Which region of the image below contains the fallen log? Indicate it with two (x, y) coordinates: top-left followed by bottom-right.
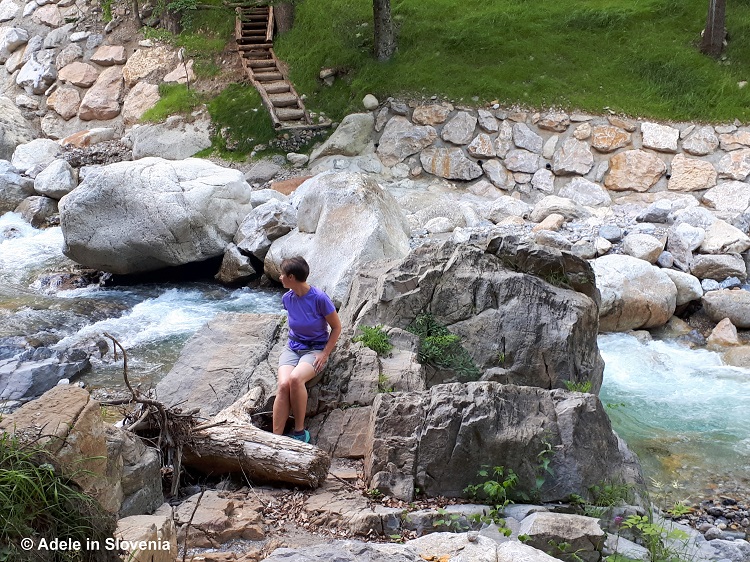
(183, 422), (330, 488)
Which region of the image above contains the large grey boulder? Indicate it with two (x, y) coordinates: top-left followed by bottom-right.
(130, 114), (212, 160)
(265, 171), (411, 306)
(0, 347), (89, 401)
(518, 512), (605, 562)
(364, 383), (644, 502)
(592, 254), (677, 331)
(0, 96), (38, 160)
(310, 113), (374, 162)
(702, 289), (750, 328)
(340, 238), (603, 392)
(155, 313), (285, 416)
(59, 158), (254, 274)
(0, 160), (34, 213)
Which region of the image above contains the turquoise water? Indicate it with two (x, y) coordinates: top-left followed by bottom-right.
(599, 333), (750, 500)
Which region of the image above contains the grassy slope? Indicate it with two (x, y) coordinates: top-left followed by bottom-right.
(274, 0), (750, 122)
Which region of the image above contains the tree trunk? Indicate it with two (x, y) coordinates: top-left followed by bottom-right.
(373, 0), (395, 61)
(275, 2), (295, 34)
(181, 399), (331, 488)
(700, 0), (726, 57)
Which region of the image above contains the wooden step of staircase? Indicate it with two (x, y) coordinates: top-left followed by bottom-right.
(232, 2), (324, 130)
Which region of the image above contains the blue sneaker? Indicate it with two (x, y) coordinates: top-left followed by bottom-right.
(289, 429), (310, 443)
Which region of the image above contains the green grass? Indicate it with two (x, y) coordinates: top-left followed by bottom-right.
(0, 432), (115, 562)
(274, 0), (750, 122)
(140, 83), (203, 122)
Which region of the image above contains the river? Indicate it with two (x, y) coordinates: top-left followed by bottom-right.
(2, 212), (749, 501)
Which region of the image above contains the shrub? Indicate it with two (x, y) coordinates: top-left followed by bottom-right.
(407, 313), (480, 381)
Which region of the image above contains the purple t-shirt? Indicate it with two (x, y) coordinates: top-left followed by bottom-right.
(282, 286), (336, 351)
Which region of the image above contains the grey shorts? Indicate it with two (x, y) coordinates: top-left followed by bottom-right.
(279, 344), (324, 387)
(279, 344), (321, 368)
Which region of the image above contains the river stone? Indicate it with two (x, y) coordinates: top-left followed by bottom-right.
(641, 122), (679, 153)
(722, 345), (750, 368)
(477, 108), (498, 133)
(706, 317), (740, 348)
(0, 0), (20, 21)
(0, 26), (28, 63)
(558, 177), (611, 207)
(310, 112), (374, 161)
(542, 135), (558, 160)
(605, 150), (666, 192)
(121, 81), (160, 124)
(483, 159), (514, 190)
(43, 22), (75, 49)
(717, 148), (750, 180)
(530, 195), (586, 223)
(718, 130), (750, 151)
(34, 4), (63, 26)
(573, 122), (591, 140)
(58, 61), (99, 87)
(636, 199), (672, 223)
(47, 86), (81, 120)
(365, 383), (641, 503)
(493, 120), (513, 158)
(682, 125), (719, 156)
(16, 51), (57, 94)
(467, 133), (496, 158)
(672, 206), (716, 230)
(78, 65), (123, 120)
(0, 97), (38, 161)
(342, 239), (603, 391)
(122, 45), (176, 86)
(662, 269), (703, 306)
(622, 233), (664, 264)
(215, 243), (256, 284)
(486, 195), (532, 222)
(497, 542), (560, 562)
(235, 198), (296, 262)
(532, 213), (565, 232)
(520, 512), (604, 562)
(55, 43), (82, 69)
(263, 541), (420, 562)
(34, 158), (78, 199)
(15, 195), (58, 226)
(690, 254), (747, 281)
(535, 110), (569, 133)
(592, 254), (677, 331)
(529, 168), (553, 194)
(700, 220), (750, 254)
(0, 385), (122, 513)
(0, 160), (34, 212)
(591, 125), (631, 153)
(702, 181), (750, 213)
(412, 103), (452, 125)
(130, 114), (212, 160)
(702, 290), (750, 328)
(513, 122), (543, 153)
(667, 154), (717, 192)
(59, 157), (253, 273)
(420, 147), (482, 180)
(376, 116), (437, 167)
(551, 138), (593, 175)
(266, 171), (411, 306)
(11, 138), (62, 176)
(406, 533), (499, 562)
(441, 111), (477, 145)
(156, 313), (285, 415)
(504, 148), (540, 173)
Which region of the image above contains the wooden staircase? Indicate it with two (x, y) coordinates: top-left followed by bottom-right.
(233, 3), (319, 130)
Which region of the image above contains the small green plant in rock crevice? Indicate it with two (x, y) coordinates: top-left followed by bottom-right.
(353, 325), (393, 356)
(564, 380), (593, 393)
(407, 313), (480, 381)
(464, 465), (519, 508)
(433, 508), (468, 532)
